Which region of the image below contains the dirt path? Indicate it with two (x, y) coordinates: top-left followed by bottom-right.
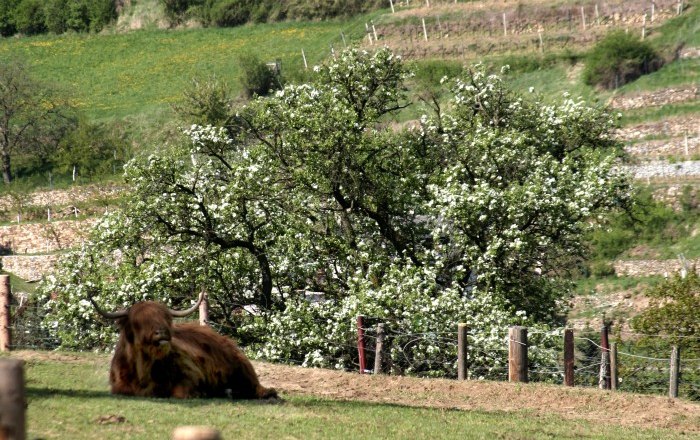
(253, 362), (700, 434)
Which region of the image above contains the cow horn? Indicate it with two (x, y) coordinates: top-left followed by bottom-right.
(90, 297), (129, 320)
(169, 291), (205, 318)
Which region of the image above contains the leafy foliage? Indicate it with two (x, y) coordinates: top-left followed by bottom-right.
(172, 76), (234, 126)
(587, 187), (700, 266)
(41, 49), (632, 375)
(53, 120), (131, 178)
(237, 53), (282, 98)
(583, 31), (663, 89)
(0, 60), (77, 184)
(631, 271), (700, 349)
(2, 0), (116, 36)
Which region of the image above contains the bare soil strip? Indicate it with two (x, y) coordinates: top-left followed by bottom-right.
(254, 361), (700, 433)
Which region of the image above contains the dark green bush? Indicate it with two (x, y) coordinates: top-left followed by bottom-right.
(583, 31), (663, 89)
(238, 52), (281, 98)
(210, 0), (251, 27)
(3, 0), (115, 36)
(44, 0), (69, 34)
(13, 0), (46, 35)
(0, 0), (19, 36)
(54, 120), (130, 178)
(587, 188), (699, 265)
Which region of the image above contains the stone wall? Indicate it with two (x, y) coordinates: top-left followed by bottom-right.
(616, 115), (700, 142)
(0, 219), (96, 255)
(613, 258), (700, 277)
(625, 135), (700, 159)
(1, 255), (60, 282)
(608, 86), (698, 111)
(0, 184), (123, 211)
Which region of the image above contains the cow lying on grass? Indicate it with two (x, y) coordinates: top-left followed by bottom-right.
(91, 293), (277, 400)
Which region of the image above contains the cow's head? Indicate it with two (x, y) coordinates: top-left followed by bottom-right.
(91, 293), (204, 359)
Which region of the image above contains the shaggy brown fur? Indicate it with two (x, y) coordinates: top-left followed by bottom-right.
(108, 301), (277, 399)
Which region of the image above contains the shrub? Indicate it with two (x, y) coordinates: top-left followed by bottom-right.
(44, 0), (69, 34)
(53, 120), (130, 179)
(209, 0), (256, 27)
(237, 52), (281, 98)
(0, 0), (19, 36)
(242, 261), (562, 378)
(13, 0), (47, 35)
(583, 31), (662, 89)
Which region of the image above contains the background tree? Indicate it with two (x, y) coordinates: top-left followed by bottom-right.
(53, 119), (130, 179)
(631, 271), (700, 351)
(42, 49), (632, 375)
(0, 60), (77, 184)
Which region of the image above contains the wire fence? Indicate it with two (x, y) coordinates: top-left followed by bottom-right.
(4, 293), (700, 401)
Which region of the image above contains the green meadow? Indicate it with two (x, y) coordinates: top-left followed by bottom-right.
(0, 14), (379, 122)
(7, 352), (696, 440)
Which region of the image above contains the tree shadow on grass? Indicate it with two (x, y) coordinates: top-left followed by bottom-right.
(26, 386), (284, 407)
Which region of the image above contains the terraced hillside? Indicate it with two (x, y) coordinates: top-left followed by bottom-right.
(1, 0), (699, 341)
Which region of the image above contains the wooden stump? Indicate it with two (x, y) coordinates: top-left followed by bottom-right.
(0, 358), (25, 440)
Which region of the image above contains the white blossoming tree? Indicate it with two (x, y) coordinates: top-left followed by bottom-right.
(41, 49), (631, 376)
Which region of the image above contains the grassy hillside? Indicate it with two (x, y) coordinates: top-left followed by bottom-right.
(1, 0), (699, 338)
(0, 20), (370, 121)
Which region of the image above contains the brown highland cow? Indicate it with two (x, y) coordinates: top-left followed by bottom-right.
(91, 293), (277, 400)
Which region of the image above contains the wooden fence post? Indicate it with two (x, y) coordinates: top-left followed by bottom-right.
(508, 326), (528, 383)
(356, 315), (366, 374)
(0, 358), (26, 440)
(198, 291), (209, 327)
(457, 323), (468, 380)
(564, 328), (574, 386)
(0, 275), (10, 352)
(610, 342), (618, 391)
(374, 323), (385, 374)
(599, 324), (611, 389)
(669, 346), (680, 398)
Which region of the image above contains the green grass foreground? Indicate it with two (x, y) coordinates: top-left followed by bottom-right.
(4, 351), (696, 440)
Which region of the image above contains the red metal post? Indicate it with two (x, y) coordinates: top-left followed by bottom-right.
(600, 323), (611, 389)
(356, 315), (366, 374)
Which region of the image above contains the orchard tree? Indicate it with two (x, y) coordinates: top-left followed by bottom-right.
(0, 60), (76, 184)
(42, 49), (632, 374)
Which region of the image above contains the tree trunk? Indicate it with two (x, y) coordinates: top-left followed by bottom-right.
(1, 150), (11, 184)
